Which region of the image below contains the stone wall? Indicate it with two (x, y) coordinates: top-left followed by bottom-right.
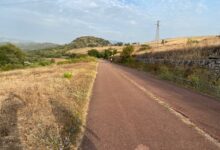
(136, 57), (220, 74)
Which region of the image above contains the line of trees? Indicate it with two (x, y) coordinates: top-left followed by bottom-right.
(88, 48), (117, 59)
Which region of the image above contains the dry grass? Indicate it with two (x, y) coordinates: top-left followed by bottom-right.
(0, 62), (98, 149)
(68, 46), (125, 54)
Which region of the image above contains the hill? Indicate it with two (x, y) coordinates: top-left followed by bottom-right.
(66, 36), (111, 49)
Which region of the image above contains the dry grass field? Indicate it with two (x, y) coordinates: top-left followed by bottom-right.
(68, 46), (125, 54)
(68, 35), (220, 55)
(0, 61), (98, 149)
(137, 35), (220, 54)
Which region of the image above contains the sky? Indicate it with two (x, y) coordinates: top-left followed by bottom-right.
(0, 0), (219, 44)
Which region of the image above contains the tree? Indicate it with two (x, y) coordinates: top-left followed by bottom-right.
(88, 49), (100, 58)
(0, 44), (26, 65)
(113, 49), (117, 56)
(114, 42), (123, 46)
(103, 49), (113, 59)
(120, 45), (134, 62)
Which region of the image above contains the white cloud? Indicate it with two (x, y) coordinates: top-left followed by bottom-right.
(129, 20), (137, 25)
(0, 0), (217, 43)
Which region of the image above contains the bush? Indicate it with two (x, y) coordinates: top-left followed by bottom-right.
(113, 49), (117, 56)
(114, 42), (123, 46)
(102, 49), (113, 59)
(39, 60), (53, 66)
(187, 38), (199, 45)
(63, 72), (73, 79)
(161, 40), (168, 45)
(120, 45), (134, 62)
(138, 44), (151, 52)
(88, 49), (100, 58)
(0, 44), (26, 65)
(158, 66), (174, 80)
(28, 46), (66, 58)
(87, 48), (117, 59)
(188, 74), (200, 88)
(0, 64), (24, 71)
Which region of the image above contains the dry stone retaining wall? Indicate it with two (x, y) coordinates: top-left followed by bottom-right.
(137, 57), (220, 74)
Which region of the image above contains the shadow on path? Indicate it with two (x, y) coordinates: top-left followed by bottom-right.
(80, 126), (100, 150)
(0, 93), (24, 150)
(50, 100), (82, 150)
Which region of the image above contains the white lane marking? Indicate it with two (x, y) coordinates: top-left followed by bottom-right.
(135, 144), (150, 150)
(120, 72), (220, 149)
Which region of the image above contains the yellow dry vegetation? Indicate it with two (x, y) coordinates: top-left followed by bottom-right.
(68, 45), (125, 54)
(0, 62), (98, 149)
(137, 35), (220, 54)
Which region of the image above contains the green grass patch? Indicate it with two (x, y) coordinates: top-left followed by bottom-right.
(63, 72), (73, 79)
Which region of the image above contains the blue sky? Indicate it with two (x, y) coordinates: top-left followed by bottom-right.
(0, 0), (219, 44)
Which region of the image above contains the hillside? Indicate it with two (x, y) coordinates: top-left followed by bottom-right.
(66, 36), (111, 49)
(15, 42), (59, 51)
(67, 35), (220, 55)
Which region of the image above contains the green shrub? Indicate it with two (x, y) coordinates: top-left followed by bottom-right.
(138, 44), (151, 52)
(28, 47), (66, 58)
(158, 66), (174, 80)
(64, 72), (73, 79)
(0, 64), (24, 71)
(88, 49), (100, 58)
(188, 74), (200, 88)
(38, 60), (52, 66)
(120, 45), (134, 62)
(114, 42), (123, 46)
(144, 63), (160, 73)
(187, 38), (199, 45)
(102, 49), (113, 59)
(0, 44), (26, 65)
(161, 40), (168, 45)
(113, 49), (117, 56)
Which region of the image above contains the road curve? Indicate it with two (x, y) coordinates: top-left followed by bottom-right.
(80, 60), (220, 150)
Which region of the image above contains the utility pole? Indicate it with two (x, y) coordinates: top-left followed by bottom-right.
(155, 20), (160, 45)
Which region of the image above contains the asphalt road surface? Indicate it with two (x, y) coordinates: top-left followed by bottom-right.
(80, 60), (220, 150)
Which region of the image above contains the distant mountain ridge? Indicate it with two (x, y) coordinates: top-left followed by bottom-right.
(0, 37), (59, 50)
(0, 36), (112, 51)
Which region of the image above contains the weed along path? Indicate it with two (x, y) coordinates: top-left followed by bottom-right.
(80, 60), (220, 150)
